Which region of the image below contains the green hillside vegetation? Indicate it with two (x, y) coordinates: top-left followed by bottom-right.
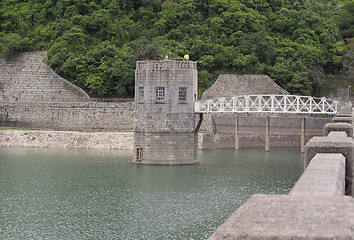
(0, 0), (353, 98)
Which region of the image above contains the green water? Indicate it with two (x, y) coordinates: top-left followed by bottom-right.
(0, 148), (303, 239)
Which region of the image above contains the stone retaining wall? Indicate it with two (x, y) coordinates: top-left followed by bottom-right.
(0, 51), (134, 130)
(0, 101), (134, 130)
(0, 51), (89, 102)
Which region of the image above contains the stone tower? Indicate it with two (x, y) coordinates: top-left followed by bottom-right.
(133, 58), (199, 165)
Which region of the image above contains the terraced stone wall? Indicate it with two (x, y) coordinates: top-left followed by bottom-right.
(0, 52), (134, 130)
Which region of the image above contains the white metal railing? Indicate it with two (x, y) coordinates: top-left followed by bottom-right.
(195, 95), (339, 115)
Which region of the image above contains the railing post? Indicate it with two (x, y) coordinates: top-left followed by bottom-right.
(235, 116), (239, 150)
(232, 98), (236, 112)
(245, 96), (249, 112)
(301, 117), (305, 153)
(194, 95), (339, 115)
(271, 96), (275, 112)
(220, 98), (224, 112)
(258, 96), (262, 112)
(265, 116), (270, 152)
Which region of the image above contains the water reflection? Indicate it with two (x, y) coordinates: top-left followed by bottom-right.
(0, 148), (302, 239)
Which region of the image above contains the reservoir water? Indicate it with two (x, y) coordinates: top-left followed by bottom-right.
(0, 148), (303, 239)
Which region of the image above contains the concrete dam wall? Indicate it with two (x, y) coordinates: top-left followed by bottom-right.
(0, 52), (134, 130)
(202, 115), (332, 149)
(0, 51), (331, 149)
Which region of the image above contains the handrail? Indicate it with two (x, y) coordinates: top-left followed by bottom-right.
(195, 95), (339, 115)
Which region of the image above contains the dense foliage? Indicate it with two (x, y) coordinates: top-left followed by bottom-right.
(0, 0), (353, 97)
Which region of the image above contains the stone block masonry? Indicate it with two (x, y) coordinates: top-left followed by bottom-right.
(201, 74), (289, 100)
(0, 51), (134, 131)
(0, 101), (134, 130)
(0, 51), (89, 102)
(133, 59), (199, 165)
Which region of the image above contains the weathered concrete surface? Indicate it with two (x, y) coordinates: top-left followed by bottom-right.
(134, 132), (198, 165)
(332, 116), (353, 124)
(305, 131), (354, 195)
(0, 130), (134, 149)
(208, 194), (354, 240)
(0, 130), (206, 150)
(323, 122), (353, 137)
(290, 153), (346, 196)
(202, 115), (331, 149)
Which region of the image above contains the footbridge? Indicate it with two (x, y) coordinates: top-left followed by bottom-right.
(195, 94), (340, 115)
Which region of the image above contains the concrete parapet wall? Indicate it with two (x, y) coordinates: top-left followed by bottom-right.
(332, 116), (353, 124)
(305, 131), (354, 195)
(323, 122), (353, 137)
(208, 195), (354, 240)
(290, 153), (346, 196)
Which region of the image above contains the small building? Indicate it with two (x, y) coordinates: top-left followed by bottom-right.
(133, 58), (200, 165)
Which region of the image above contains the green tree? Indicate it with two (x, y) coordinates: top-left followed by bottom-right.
(336, 1), (354, 39)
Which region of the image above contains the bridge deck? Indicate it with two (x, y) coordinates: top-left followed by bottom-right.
(195, 95), (339, 115)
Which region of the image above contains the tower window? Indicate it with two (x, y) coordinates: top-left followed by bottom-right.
(156, 87), (165, 101)
(179, 87), (187, 101)
(139, 87), (144, 101)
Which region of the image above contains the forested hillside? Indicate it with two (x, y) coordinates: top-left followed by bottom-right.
(0, 0), (353, 98)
